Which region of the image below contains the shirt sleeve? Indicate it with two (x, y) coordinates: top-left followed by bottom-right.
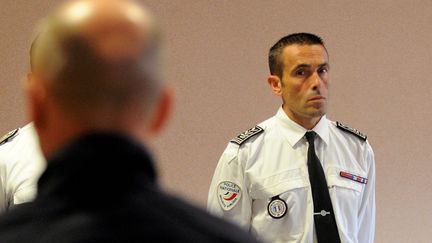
(0, 125), (45, 209)
(207, 143), (252, 230)
(0, 159), (10, 212)
(11, 182), (38, 205)
(6, 156), (39, 207)
(357, 142), (376, 243)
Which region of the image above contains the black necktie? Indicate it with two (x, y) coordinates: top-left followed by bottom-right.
(305, 131), (341, 243)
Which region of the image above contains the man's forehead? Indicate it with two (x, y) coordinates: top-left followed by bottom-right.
(282, 44), (329, 66)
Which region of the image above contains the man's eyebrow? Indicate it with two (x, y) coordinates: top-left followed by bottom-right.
(319, 62), (330, 68)
(291, 62), (330, 72)
(293, 64), (311, 70)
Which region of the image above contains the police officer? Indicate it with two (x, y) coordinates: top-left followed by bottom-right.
(0, 123), (45, 212)
(207, 33), (375, 243)
(0, 1), (259, 242)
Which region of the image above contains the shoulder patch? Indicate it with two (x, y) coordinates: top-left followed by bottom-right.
(230, 125), (264, 145)
(336, 121), (367, 141)
(217, 181), (242, 211)
(0, 128), (19, 146)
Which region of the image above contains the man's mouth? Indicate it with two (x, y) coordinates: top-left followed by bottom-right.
(308, 96), (326, 101)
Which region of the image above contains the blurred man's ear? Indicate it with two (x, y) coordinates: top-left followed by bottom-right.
(25, 73), (46, 131)
(147, 86), (173, 136)
(267, 75), (283, 97)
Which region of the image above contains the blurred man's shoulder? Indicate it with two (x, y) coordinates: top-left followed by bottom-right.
(139, 189), (260, 242)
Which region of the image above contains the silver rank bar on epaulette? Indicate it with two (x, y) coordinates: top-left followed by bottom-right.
(230, 125), (264, 145)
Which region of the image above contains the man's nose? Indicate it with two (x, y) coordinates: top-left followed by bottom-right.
(310, 72), (322, 90)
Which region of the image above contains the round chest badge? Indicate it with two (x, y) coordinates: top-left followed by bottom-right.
(217, 181), (242, 211)
(267, 197), (287, 219)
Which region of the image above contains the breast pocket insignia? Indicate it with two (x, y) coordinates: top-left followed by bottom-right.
(267, 196), (287, 219)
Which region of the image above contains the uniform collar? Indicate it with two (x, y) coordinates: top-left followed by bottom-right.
(275, 107), (330, 147)
(312, 115), (330, 145)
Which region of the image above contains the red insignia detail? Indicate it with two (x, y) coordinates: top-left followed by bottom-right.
(340, 171), (368, 184)
(223, 193), (238, 201)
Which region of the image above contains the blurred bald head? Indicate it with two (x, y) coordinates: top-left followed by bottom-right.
(31, 0), (162, 118)
(28, 0), (171, 157)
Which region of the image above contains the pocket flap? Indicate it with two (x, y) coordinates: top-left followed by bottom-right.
(250, 167), (309, 199)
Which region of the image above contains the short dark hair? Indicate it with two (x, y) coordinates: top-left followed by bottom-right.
(268, 33), (325, 78)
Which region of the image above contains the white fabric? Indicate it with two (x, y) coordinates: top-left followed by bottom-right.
(207, 107), (375, 243)
(0, 123), (46, 212)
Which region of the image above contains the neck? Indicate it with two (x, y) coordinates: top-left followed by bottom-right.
(282, 108), (323, 130)
(36, 110), (149, 160)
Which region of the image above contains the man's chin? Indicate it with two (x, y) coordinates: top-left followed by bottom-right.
(308, 109), (326, 118)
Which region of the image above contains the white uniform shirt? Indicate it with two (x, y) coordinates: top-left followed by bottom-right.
(207, 108), (375, 243)
(0, 123), (46, 212)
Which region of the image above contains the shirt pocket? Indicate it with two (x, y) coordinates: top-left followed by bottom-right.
(327, 166), (364, 194)
(327, 166), (365, 234)
(249, 168), (310, 241)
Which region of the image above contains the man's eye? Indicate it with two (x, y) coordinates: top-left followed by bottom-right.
(295, 70), (305, 76)
(319, 67), (329, 74)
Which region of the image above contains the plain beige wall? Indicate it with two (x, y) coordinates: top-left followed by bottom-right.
(1, 0), (431, 242)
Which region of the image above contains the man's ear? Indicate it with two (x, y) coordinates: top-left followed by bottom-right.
(25, 73), (46, 131)
(147, 86), (173, 136)
(267, 75), (282, 96)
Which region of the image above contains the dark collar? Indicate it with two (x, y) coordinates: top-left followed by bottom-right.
(37, 132), (157, 200)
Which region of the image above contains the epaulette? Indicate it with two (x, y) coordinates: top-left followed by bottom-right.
(230, 125), (264, 145)
(336, 121), (367, 141)
(0, 128), (19, 146)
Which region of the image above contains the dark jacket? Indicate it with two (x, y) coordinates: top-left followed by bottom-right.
(0, 133), (258, 243)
